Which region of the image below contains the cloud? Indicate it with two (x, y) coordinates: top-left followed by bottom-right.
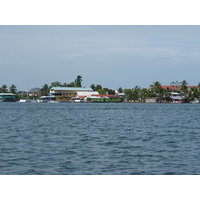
(1, 25), (200, 90)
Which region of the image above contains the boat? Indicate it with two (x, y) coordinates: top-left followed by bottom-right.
(19, 99), (31, 102)
(19, 90), (31, 102)
(192, 98), (200, 103)
(48, 100), (61, 103)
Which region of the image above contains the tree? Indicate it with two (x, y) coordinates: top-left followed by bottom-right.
(175, 81), (180, 87)
(9, 84), (17, 94)
(95, 84), (102, 91)
(51, 81), (62, 87)
(41, 84), (50, 96)
(118, 87), (123, 93)
(170, 81), (176, 91)
(180, 80), (188, 94)
(170, 81), (175, 87)
(98, 88), (106, 95)
(132, 86), (141, 101)
(1, 84), (8, 93)
(74, 75), (82, 87)
(68, 82), (76, 87)
(171, 81), (180, 87)
(124, 89), (134, 101)
(90, 84), (95, 91)
(107, 89), (115, 95)
(139, 88), (149, 102)
(151, 81), (162, 97)
(62, 83), (68, 87)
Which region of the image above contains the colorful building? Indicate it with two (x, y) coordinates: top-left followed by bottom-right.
(49, 87), (94, 101)
(0, 93), (16, 102)
(71, 91), (99, 102)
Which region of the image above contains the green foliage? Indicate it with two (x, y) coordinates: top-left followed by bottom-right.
(97, 89), (105, 95)
(103, 88), (115, 95)
(124, 89), (134, 101)
(74, 75), (82, 87)
(90, 84), (95, 91)
(67, 82), (76, 87)
(9, 84), (17, 94)
(180, 80), (188, 95)
(1, 78), (200, 103)
(51, 81), (62, 87)
(1, 84), (8, 93)
(151, 81), (163, 97)
(41, 84), (50, 96)
(118, 87), (123, 93)
(91, 84), (102, 91)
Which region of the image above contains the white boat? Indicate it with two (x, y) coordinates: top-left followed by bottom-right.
(192, 99), (200, 103)
(19, 99), (31, 102)
(48, 100), (61, 103)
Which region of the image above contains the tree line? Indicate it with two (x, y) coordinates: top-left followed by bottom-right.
(123, 80), (200, 102)
(1, 77), (200, 102)
(0, 84), (17, 94)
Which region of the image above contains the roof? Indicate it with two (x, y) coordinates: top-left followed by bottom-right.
(51, 87), (93, 91)
(77, 96), (87, 98)
(0, 93), (16, 96)
(77, 91), (99, 96)
(169, 96), (183, 100)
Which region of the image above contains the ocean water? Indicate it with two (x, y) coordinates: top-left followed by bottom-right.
(0, 102), (200, 175)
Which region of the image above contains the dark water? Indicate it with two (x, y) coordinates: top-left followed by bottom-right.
(0, 102), (200, 175)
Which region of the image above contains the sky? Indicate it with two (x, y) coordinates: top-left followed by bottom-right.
(1, 25), (200, 91)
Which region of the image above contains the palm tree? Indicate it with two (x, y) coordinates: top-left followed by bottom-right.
(151, 81), (162, 97)
(132, 86), (141, 101)
(41, 84), (50, 96)
(9, 84), (17, 94)
(75, 75), (82, 87)
(139, 88), (149, 102)
(170, 81), (175, 88)
(180, 80), (188, 95)
(1, 84), (8, 93)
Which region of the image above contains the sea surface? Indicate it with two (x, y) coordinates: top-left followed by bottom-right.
(0, 102), (200, 175)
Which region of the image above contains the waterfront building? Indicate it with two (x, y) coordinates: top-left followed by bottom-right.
(71, 91), (99, 102)
(164, 92), (185, 103)
(145, 92), (185, 103)
(49, 87), (94, 101)
(0, 93), (16, 102)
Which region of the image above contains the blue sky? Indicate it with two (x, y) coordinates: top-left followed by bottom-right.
(1, 25), (200, 91)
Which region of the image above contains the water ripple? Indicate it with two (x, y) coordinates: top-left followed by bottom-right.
(1, 103), (200, 174)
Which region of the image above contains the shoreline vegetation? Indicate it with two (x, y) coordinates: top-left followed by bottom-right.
(1, 76), (200, 103)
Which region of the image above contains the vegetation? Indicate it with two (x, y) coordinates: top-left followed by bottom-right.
(1, 77), (200, 103)
(90, 84), (115, 95)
